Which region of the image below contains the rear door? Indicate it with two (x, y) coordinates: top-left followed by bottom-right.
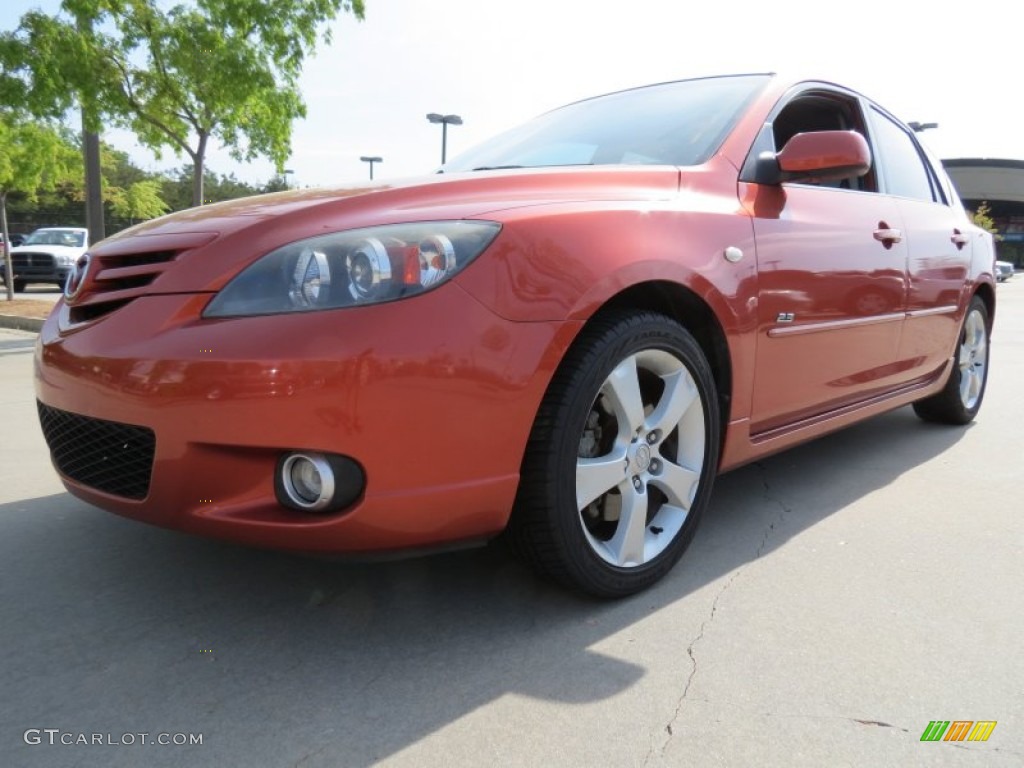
(866, 107), (970, 379)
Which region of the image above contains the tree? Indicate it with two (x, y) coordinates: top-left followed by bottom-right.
(108, 179), (169, 225)
(160, 165), (265, 211)
(3, 0), (365, 208)
(0, 113), (80, 300)
(968, 202), (1002, 240)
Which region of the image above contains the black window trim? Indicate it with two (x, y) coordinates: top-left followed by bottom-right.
(863, 101), (951, 206)
(738, 82), (878, 192)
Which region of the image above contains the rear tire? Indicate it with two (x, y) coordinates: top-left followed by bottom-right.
(510, 311), (720, 598)
(13, 278), (26, 293)
(913, 295), (990, 425)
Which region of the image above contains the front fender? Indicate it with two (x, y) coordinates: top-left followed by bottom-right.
(456, 203), (757, 325)
(454, 201), (761, 422)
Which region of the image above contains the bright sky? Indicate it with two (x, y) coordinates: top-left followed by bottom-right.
(7, 0), (1023, 188)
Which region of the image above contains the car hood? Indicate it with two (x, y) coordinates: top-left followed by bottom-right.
(107, 165), (685, 238)
(86, 165), (697, 295)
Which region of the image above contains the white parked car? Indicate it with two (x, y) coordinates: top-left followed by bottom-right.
(3, 227), (89, 292)
(995, 259), (1014, 282)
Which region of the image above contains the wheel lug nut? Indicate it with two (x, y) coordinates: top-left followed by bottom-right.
(646, 431), (659, 444)
(650, 459), (660, 472)
(632, 477), (643, 491)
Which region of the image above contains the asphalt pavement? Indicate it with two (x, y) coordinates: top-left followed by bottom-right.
(0, 283), (1021, 767)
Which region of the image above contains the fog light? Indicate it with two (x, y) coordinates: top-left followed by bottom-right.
(280, 453), (333, 510)
(276, 451), (365, 513)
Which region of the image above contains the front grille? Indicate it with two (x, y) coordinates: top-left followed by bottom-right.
(12, 252), (56, 274)
(68, 249), (179, 324)
(37, 402), (156, 500)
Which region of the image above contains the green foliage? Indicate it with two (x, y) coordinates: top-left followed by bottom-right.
(108, 179), (169, 223)
(3, 148), (281, 237)
(968, 202), (1002, 240)
(0, 112), (81, 298)
(159, 165), (271, 210)
(2, 0), (365, 207)
(0, 114), (80, 203)
(263, 173), (292, 194)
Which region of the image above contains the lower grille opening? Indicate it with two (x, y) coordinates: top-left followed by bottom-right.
(68, 299), (132, 324)
(37, 402), (156, 500)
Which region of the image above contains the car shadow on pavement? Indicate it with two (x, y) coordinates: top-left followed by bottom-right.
(0, 406), (968, 767)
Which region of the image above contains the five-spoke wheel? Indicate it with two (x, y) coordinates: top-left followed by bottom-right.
(512, 312), (719, 597)
(913, 295), (991, 425)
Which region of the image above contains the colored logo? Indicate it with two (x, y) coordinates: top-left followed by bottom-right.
(920, 721), (997, 742)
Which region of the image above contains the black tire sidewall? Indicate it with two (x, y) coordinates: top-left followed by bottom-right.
(542, 313), (720, 596)
(913, 295), (991, 425)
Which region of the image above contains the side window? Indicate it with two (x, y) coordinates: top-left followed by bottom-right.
(771, 93), (876, 192)
(868, 108), (939, 203)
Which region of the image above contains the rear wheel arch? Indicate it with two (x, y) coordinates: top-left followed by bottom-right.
(973, 282), (995, 327)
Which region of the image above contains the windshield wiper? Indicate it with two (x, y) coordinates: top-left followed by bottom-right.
(471, 165), (526, 171)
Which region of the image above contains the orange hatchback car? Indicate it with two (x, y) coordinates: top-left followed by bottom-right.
(35, 74), (995, 597)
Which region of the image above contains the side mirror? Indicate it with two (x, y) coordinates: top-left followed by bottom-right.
(755, 130), (872, 185)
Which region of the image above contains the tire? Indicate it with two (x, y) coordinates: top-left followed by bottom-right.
(13, 278), (26, 293)
(510, 311), (720, 598)
(913, 295), (990, 425)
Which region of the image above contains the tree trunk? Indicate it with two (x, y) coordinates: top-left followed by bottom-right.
(77, 12), (104, 243)
(191, 132), (208, 207)
(83, 124), (105, 244)
(2, 192), (13, 301)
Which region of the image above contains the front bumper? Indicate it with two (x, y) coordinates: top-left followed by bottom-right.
(35, 286), (569, 552)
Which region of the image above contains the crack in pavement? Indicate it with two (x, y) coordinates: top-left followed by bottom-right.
(949, 743), (1024, 758)
(290, 742), (329, 768)
(643, 463), (792, 764)
(850, 718), (908, 731)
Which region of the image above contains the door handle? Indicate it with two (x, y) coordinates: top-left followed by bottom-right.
(873, 223), (903, 249)
(951, 230), (969, 249)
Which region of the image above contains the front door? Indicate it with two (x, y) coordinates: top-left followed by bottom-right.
(747, 183), (909, 434)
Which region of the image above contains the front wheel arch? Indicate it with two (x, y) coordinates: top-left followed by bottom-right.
(597, 281), (733, 433)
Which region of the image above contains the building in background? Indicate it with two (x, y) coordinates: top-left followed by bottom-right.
(944, 158), (1024, 267)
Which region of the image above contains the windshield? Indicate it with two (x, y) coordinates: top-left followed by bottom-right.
(443, 75), (770, 173)
(24, 229), (86, 247)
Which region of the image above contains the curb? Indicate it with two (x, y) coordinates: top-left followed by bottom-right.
(0, 314), (44, 333)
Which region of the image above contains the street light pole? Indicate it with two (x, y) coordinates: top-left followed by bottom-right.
(426, 113), (463, 164)
(360, 156), (382, 180)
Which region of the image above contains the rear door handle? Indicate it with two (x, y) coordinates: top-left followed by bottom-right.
(951, 230), (970, 249)
(873, 222), (903, 249)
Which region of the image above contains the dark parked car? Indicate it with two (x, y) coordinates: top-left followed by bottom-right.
(35, 74), (996, 597)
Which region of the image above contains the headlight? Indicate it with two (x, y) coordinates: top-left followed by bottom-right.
(204, 221), (501, 318)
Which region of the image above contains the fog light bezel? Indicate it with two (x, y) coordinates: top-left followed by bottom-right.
(275, 451), (365, 514)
